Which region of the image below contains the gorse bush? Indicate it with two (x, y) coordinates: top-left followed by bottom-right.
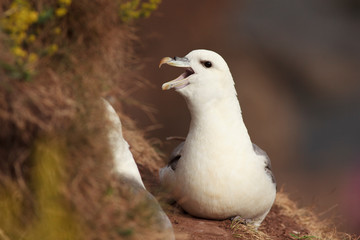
(0, 0), (72, 80)
(119, 0), (162, 23)
(0, 0), (160, 80)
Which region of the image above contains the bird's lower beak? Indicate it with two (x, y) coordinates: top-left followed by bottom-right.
(159, 57), (193, 90)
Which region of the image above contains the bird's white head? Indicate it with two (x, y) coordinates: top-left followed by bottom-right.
(159, 49), (236, 104)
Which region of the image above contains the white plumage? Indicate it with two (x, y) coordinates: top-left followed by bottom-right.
(159, 49), (276, 228)
(102, 99), (174, 239)
(103, 99), (145, 188)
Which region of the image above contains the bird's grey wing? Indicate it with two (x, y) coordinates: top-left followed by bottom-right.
(252, 143), (276, 185)
(167, 141), (185, 171)
(159, 141), (184, 195)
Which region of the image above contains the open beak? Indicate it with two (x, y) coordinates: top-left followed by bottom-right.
(159, 56), (194, 90)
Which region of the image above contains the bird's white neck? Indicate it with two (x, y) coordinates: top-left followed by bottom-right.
(184, 94), (253, 160)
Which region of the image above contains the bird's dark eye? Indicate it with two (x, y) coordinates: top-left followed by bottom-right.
(202, 61), (212, 68)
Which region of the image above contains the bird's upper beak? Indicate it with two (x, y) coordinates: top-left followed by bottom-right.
(159, 56), (193, 90)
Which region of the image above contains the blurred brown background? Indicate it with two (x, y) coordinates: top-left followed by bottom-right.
(122, 0), (360, 234)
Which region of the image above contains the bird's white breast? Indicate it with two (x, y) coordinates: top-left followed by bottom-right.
(172, 97), (275, 219)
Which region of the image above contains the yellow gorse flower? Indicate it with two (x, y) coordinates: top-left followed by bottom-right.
(119, 0), (162, 22)
(12, 46), (27, 57)
(53, 27), (61, 35)
(27, 34), (36, 42)
(28, 10), (38, 23)
(28, 52), (38, 63)
(59, 0), (72, 6)
(55, 7), (67, 17)
(48, 44), (58, 55)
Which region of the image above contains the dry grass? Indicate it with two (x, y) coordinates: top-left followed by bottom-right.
(275, 192), (357, 240)
(231, 222), (272, 240)
(230, 190), (359, 240)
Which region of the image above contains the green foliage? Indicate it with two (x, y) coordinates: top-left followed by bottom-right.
(0, 61), (33, 80)
(37, 8), (55, 24)
(290, 233), (318, 239)
(116, 227), (134, 237)
(119, 0), (161, 23)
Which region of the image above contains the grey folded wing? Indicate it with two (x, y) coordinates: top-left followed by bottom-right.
(252, 143), (276, 186)
(167, 141), (185, 171)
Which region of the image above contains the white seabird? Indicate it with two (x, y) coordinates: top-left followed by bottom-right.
(102, 99), (175, 239)
(158, 49), (276, 228)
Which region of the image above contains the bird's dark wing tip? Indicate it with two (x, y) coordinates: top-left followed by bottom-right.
(168, 155), (180, 171)
(167, 141), (185, 171)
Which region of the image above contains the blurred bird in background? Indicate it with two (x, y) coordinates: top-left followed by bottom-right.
(103, 99), (175, 239)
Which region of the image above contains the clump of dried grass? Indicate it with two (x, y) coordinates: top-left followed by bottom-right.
(275, 191), (357, 240)
(231, 189), (359, 240)
(231, 221), (272, 240)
